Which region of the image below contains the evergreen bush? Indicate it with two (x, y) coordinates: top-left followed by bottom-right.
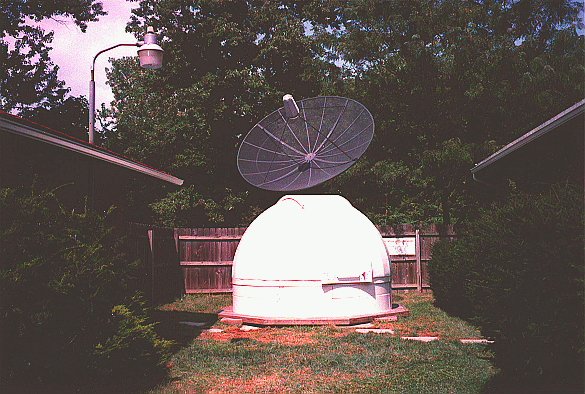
(429, 184), (584, 389)
(0, 186), (172, 386)
(427, 239), (474, 319)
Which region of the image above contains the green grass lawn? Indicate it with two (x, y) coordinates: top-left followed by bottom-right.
(149, 291), (497, 393)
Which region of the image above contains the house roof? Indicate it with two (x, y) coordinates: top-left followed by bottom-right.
(0, 111), (184, 186)
(471, 99), (585, 174)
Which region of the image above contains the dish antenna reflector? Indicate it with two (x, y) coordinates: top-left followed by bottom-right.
(237, 95), (374, 191)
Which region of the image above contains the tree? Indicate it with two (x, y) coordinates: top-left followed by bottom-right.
(106, 0), (583, 226)
(105, 0), (342, 226)
(23, 95), (89, 141)
(0, 25), (68, 115)
(321, 0), (584, 224)
(0, 0), (104, 133)
(1, 0), (105, 33)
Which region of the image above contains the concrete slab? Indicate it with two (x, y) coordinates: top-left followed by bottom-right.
(218, 304), (410, 326)
(220, 317), (243, 325)
(375, 315), (398, 322)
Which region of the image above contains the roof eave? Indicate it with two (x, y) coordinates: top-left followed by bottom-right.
(0, 115), (184, 186)
(471, 99), (585, 174)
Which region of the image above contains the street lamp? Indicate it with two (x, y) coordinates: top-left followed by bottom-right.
(88, 26), (163, 144)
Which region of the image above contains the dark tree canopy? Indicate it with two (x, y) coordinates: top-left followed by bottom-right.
(318, 0), (584, 224)
(105, 0), (584, 226)
(106, 0), (345, 225)
(0, 26), (66, 114)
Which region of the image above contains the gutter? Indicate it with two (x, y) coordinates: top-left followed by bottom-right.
(471, 99), (585, 174)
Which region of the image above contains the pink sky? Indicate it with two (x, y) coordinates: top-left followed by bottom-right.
(39, 0), (139, 108)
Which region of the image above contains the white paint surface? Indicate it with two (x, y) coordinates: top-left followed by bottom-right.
(232, 195), (393, 319)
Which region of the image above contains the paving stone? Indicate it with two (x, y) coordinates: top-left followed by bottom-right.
(179, 321), (207, 327)
(355, 328), (395, 334)
(240, 325), (262, 331)
(401, 336), (439, 342)
(460, 339), (494, 344)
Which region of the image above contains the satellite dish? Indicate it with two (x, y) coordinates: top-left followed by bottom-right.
(237, 95), (374, 191)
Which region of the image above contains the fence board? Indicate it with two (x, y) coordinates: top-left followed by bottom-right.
(176, 227), (246, 293)
(149, 228), (184, 303)
(181, 261), (234, 266)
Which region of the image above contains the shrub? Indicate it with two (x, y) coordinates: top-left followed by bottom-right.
(94, 299), (172, 380)
(427, 238), (474, 319)
(429, 184), (584, 389)
(0, 186), (172, 386)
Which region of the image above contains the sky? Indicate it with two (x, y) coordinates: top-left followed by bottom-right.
(39, 0), (139, 108)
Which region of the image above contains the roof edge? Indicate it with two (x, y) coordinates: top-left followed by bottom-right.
(471, 99), (585, 174)
(0, 112), (184, 186)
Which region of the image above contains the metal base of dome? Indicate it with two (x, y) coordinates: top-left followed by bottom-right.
(218, 304), (409, 326)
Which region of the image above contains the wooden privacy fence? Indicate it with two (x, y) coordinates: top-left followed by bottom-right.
(176, 224), (458, 294)
(176, 227), (247, 294)
(378, 224), (458, 291)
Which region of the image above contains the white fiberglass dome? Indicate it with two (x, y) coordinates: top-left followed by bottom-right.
(232, 195), (392, 320)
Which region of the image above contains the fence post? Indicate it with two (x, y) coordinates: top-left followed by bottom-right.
(415, 229), (422, 292)
(148, 229), (155, 302)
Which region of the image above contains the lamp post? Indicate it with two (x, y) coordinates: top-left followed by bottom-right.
(88, 26), (163, 144)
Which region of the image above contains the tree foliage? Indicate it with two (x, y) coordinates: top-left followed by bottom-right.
(105, 0), (342, 225)
(0, 0), (103, 139)
(0, 25), (67, 115)
(23, 95), (89, 140)
(105, 0), (583, 226)
(0, 186), (172, 386)
(1, 0), (105, 33)
(322, 0), (584, 224)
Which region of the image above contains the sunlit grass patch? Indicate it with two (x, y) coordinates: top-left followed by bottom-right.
(154, 333), (494, 393)
(149, 291), (496, 393)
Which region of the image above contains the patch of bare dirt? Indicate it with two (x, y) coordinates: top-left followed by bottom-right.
(208, 374), (284, 393)
(199, 326), (352, 346)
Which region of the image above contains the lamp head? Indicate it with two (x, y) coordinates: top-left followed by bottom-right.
(138, 26), (164, 69)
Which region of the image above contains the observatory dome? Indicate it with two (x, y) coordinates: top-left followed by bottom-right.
(232, 195), (393, 320)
